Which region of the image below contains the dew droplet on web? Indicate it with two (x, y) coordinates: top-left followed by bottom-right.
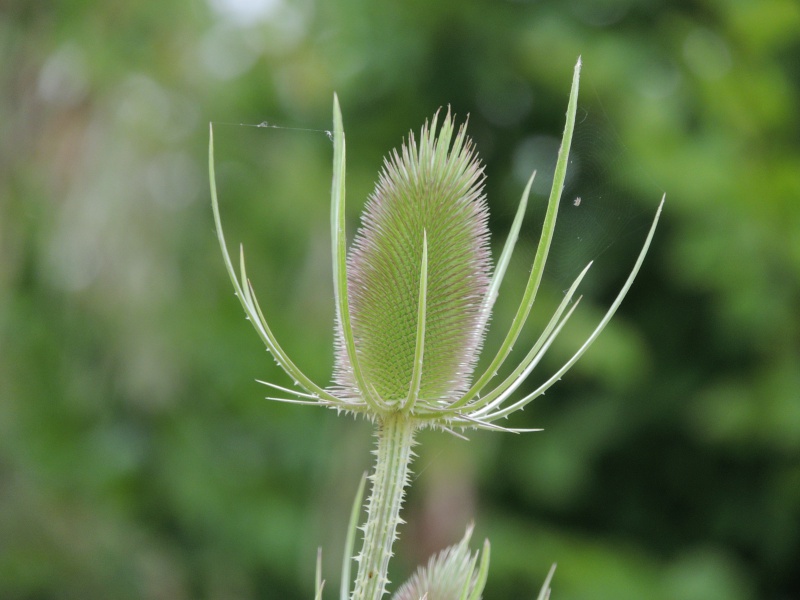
(257, 121), (270, 128)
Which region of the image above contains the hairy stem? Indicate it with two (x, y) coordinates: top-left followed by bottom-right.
(352, 414), (417, 600)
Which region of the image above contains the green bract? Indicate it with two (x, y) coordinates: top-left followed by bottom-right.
(208, 58), (663, 433)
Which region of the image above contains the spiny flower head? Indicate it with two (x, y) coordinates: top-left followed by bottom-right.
(333, 109), (492, 407)
(391, 524), (488, 600)
(209, 58), (663, 433)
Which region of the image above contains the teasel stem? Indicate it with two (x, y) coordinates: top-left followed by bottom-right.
(352, 414), (417, 600)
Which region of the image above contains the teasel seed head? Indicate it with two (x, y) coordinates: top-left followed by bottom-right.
(332, 110), (492, 408)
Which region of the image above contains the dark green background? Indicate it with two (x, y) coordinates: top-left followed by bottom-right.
(2, 0), (799, 598)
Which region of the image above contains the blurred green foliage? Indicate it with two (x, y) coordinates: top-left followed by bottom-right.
(2, 0), (799, 598)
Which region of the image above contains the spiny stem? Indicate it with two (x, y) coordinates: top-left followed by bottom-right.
(352, 414), (417, 600)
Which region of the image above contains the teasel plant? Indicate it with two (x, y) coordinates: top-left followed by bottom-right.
(209, 57), (664, 599)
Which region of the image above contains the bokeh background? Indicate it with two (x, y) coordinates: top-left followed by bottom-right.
(2, 0), (799, 598)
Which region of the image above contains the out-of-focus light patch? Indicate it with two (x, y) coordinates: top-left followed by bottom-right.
(162, 93), (201, 143)
(199, 23), (262, 80)
(663, 547), (754, 600)
(45, 174), (115, 293)
(262, 3), (309, 56)
(683, 28), (732, 81)
(273, 59), (331, 117)
(145, 152), (201, 211)
(118, 330), (182, 413)
(43, 127), (135, 294)
(116, 74), (172, 135)
(568, 0), (630, 27)
(513, 134), (577, 196)
(43, 126), (164, 297)
(634, 58), (681, 99)
(113, 75), (199, 142)
(88, 424), (149, 478)
(46, 224), (103, 292)
(476, 78), (533, 128)
(37, 42), (89, 108)
(200, 0), (309, 80)
(208, 0), (282, 26)
(206, 0), (309, 55)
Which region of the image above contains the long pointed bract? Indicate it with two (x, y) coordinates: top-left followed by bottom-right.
(450, 57), (583, 411)
(466, 262), (593, 416)
(209, 124), (340, 404)
(331, 95), (384, 414)
(483, 195), (665, 422)
(315, 548), (324, 600)
(403, 231), (429, 414)
(536, 564), (557, 600)
(477, 169), (536, 336)
(467, 539), (491, 600)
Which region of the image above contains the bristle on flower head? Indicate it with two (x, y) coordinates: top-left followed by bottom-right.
(333, 109), (492, 407)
